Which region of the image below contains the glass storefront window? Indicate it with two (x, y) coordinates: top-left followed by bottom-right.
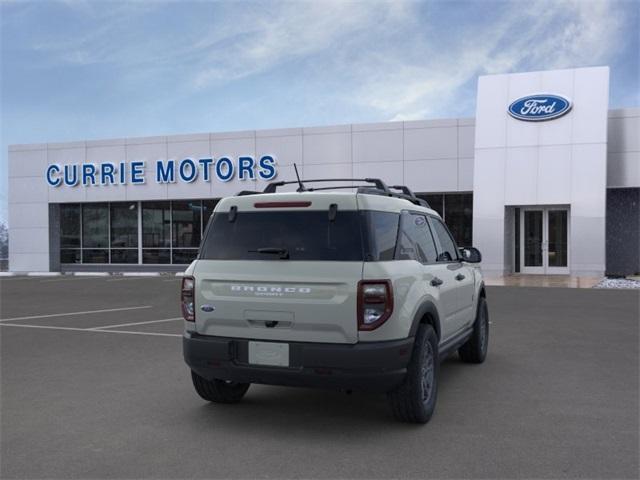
(172, 248), (199, 264)
(111, 249), (138, 264)
(60, 249), (81, 263)
(82, 249), (109, 263)
(421, 194), (444, 218)
(416, 193), (473, 247)
(111, 203), (138, 248)
(445, 193), (473, 247)
(202, 199), (219, 231)
(82, 204), (109, 248)
(142, 202), (171, 248)
(60, 204), (81, 248)
(172, 201), (202, 248)
(59, 198), (222, 265)
(142, 249), (171, 264)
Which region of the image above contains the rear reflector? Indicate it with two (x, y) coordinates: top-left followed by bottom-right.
(254, 201), (312, 208)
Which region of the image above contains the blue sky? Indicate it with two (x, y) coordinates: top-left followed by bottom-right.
(1, 0), (638, 224)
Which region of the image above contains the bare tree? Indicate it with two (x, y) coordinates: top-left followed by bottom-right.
(0, 221), (8, 260)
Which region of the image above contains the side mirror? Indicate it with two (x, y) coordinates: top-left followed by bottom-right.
(459, 247), (482, 263)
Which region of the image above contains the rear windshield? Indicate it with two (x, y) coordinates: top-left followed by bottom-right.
(200, 210), (364, 261)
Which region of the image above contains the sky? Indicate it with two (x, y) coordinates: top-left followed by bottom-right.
(1, 0), (639, 224)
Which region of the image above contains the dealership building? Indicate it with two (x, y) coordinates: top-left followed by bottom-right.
(7, 66), (640, 276)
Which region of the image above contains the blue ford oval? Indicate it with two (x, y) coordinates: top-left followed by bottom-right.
(508, 94), (572, 121)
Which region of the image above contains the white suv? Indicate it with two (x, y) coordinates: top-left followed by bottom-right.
(182, 178), (488, 423)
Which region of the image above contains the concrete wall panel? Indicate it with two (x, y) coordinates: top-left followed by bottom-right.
(304, 132), (351, 165)
(352, 128), (403, 163)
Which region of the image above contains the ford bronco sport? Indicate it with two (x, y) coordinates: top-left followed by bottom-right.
(183, 178), (488, 423)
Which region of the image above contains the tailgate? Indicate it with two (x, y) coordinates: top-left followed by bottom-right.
(193, 260), (362, 344)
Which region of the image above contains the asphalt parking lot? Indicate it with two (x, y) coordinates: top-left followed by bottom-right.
(1, 276), (638, 479)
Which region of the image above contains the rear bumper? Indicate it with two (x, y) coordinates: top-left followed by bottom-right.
(183, 332), (414, 392)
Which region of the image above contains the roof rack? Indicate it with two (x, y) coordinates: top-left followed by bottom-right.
(263, 178), (389, 194)
(388, 185), (430, 208)
(245, 177), (430, 208)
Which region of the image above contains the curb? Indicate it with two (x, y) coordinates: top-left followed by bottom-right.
(1, 271), (185, 277)
(121, 272), (162, 277)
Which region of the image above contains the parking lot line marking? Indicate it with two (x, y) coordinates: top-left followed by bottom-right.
(90, 317), (182, 330)
(0, 306), (152, 322)
(0, 323), (181, 337)
(105, 277), (149, 282)
(40, 277), (109, 283)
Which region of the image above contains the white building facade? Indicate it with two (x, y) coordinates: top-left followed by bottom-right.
(8, 66), (640, 276)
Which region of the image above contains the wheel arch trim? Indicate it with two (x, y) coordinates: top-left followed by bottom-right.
(408, 301), (442, 340)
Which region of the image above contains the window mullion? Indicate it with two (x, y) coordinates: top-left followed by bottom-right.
(138, 202), (142, 265)
(80, 204), (83, 264)
(107, 202), (111, 264)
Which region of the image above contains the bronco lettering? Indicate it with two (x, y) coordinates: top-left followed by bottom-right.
(230, 285), (312, 294)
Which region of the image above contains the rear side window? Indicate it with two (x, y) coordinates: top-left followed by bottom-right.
(396, 212), (438, 263)
(428, 217), (459, 262)
(200, 210), (363, 261)
(361, 211), (400, 261)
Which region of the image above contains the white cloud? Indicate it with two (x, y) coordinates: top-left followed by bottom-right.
(15, 0), (630, 121)
(190, 1), (411, 89)
(348, 0), (626, 120)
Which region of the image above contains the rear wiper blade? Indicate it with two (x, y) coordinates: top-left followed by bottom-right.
(248, 247), (290, 259)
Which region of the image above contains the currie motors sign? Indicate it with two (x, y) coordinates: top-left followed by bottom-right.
(508, 94), (572, 122)
(45, 155), (277, 187)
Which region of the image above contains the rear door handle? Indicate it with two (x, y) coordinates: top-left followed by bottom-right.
(430, 277), (443, 287)
(455, 273), (466, 281)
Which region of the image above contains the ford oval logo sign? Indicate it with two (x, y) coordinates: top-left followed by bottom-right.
(508, 94), (572, 121)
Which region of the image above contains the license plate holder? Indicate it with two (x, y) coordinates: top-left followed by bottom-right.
(248, 341), (289, 367)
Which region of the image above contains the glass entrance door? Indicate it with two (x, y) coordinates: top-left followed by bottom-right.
(546, 210), (569, 273)
(519, 208), (569, 274)
(522, 210), (545, 274)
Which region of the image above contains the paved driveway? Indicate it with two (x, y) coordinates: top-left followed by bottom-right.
(1, 277), (638, 479)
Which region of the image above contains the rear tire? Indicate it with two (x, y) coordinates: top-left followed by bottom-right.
(458, 296), (489, 364)
(387, 324), (439, 424)
(191, 371), (250, 403)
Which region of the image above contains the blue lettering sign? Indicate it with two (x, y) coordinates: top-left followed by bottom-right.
(199, 158), (213, 182)
(130, 161), (145, 184)
(215, 157), (234, 182)
(82, 164), (96, 186)
(101, 162), (116, 185)
(156, 159), (175, 183)
(46, 164), (61, 187)
(179, 158), (198, 183)
(64, 164), (78, 186)
(258, 155), (276, 180)
(238, 156), (255, 180)
(46, 155), (278, 187)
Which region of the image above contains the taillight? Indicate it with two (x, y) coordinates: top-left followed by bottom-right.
(181, 276), (195, 322)
(357, 280), (393, 331)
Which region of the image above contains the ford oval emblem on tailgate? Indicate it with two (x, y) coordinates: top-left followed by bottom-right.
(200, 305), (215, 312)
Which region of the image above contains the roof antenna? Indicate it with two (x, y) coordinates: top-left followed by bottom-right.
(293, 163), (306, 192)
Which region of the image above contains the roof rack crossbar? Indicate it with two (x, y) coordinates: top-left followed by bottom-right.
(388, 185), (430, 208)
(304, 185), (372, 192)
(250, 177), (432, 209)
(390, 185), (415, 196)
(263, 178), (389, 194)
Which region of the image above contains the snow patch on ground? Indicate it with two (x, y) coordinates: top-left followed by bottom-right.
(594, 278), (640, 289)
